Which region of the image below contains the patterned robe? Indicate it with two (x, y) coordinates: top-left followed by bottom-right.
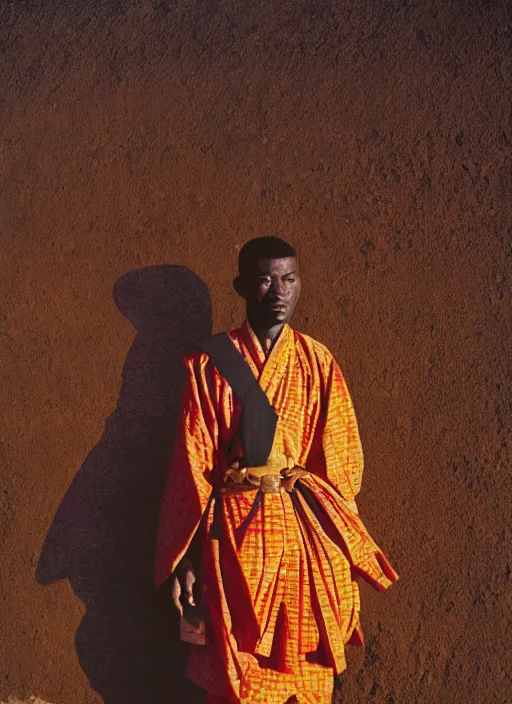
(155, 321), (398, 704)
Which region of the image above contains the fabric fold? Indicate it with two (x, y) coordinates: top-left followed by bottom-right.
(155, 322), (399, 704)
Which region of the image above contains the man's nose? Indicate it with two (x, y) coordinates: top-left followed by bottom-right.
(270, 279), (285, 297)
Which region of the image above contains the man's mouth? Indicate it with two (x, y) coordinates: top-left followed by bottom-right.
(269, 302), (286, 311)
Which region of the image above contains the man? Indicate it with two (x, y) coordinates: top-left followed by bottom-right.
(155, 237), (398, 704)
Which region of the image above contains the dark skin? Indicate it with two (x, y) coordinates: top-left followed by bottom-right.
(172, 255), (302, 621)
(234, 255), (301, 350)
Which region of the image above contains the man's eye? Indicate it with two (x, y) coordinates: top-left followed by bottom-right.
(285, 278), (295, 283)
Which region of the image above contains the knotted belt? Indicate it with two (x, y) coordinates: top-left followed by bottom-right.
(221, 461), (310, 494)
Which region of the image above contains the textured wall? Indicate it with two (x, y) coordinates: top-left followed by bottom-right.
(0, 1), (510, 703)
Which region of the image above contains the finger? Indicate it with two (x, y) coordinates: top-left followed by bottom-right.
(171, 577), (183, 614)
(184, 569), (196, 605)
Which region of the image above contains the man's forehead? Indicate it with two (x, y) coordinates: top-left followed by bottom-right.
(254, 256), (298, 273)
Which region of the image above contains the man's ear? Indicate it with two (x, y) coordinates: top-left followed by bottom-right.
(233, 276), (246, 299)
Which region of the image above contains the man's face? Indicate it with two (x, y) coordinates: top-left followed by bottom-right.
(238, 256), (301, 327)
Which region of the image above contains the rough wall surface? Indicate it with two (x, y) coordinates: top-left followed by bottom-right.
(0, 1), (510, 703)
(1, 699), (54, 704)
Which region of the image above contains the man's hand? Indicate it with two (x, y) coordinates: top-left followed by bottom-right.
(172, 558), (196, 615)
(172, 557), (204, 627)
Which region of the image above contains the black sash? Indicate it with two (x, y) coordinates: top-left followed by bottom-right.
(199, 333), (278, 467)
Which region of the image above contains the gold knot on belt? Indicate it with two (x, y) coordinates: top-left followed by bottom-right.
(222, 462), (310, 494)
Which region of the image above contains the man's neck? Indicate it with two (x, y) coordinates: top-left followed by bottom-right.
(247, 318), (285, 352)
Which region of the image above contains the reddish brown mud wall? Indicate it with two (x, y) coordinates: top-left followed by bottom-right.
(0, 1), (510, 703)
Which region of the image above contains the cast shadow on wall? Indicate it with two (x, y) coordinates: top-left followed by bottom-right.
(37, 265), (212, 704)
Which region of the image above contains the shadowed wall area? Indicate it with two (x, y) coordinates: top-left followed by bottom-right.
(0, 1), (510, 703)
(36, 265), (212, 704)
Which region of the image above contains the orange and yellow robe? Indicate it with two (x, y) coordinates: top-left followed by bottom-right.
(155, 321), (398, 704)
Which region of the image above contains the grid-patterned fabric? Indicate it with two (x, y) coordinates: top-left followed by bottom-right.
(155, 322), (398, 703)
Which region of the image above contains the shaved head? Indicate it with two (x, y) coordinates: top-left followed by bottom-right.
(238, 236), (297, 279)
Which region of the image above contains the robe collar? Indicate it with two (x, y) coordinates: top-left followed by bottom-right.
(230, 320), (294, 392)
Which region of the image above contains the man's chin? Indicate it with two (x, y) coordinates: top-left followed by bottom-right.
(267, 311), (289, 326)
(251, 305), (291, 327)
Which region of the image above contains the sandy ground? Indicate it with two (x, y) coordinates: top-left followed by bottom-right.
(0, 1), (511, 702)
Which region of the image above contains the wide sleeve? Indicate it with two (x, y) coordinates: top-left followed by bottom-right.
(154, 354), (216, 588)
(321, 357), (364, 513)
